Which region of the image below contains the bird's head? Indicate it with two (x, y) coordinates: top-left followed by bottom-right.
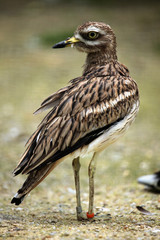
(53, 21), (116, 54)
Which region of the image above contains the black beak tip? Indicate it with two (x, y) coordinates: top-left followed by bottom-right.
(52, 44), (59, 49)
(52, 40), (67, 49)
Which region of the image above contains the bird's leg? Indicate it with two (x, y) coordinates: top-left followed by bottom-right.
(72, 157), (87, 220)
(72, 157), (82, 216)
(87, 152), (97, 219)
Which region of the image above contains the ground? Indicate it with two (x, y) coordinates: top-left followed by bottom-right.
(0, 2), (160, 239)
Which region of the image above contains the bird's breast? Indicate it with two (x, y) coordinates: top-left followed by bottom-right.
(78, 100), (140, 157)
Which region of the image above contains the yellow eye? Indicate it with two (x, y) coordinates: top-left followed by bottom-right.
(88, 31), (99, 39)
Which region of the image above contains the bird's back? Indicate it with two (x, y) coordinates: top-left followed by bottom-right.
(13, 60), (139, 176)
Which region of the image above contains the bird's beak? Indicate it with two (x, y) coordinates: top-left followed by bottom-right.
(52, 36), (80, 48)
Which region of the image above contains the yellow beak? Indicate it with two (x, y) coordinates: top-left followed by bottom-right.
(53, 36), (80, 48)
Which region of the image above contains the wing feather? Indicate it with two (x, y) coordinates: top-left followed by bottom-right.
(13, 71), (139, 176)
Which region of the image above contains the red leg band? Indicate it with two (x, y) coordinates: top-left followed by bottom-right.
(86, 212), (94, 218)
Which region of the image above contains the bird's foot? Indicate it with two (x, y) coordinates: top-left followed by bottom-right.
(77, 211), (88, 221)
(76, 206), (94, 221)
(76, 211), (111, 221)
(86, 212), (94, 219)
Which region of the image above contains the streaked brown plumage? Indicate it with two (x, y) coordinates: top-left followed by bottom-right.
(11, 22), (139, 220)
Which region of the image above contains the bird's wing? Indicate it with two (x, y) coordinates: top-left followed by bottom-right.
(34, 77), (82, 115)
(13, 74), (138, 176)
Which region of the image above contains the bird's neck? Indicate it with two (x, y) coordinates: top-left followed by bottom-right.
(84, 49), (117, 73)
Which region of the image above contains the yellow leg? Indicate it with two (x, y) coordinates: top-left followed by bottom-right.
(88, 152), (97, 218)
(72, 157), (87, 220)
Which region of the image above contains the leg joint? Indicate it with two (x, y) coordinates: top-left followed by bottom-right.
(72, 157), (81, 172)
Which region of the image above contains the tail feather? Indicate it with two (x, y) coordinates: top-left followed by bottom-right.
(11, 158), (63, 205)
(11, 192), (26, 205)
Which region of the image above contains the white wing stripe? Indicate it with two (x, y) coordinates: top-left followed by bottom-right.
(84, 90), (136, 117)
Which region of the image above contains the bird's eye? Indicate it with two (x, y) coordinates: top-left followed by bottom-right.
(87, 31), (99, 40)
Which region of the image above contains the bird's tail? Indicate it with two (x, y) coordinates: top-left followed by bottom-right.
(11, 159), (62, 205)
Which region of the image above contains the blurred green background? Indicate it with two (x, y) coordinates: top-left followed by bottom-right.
(0, 0), (160, 220)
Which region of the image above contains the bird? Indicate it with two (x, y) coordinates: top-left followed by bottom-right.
(138, 171), (160, 192)
(11, 21), (139, 220)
